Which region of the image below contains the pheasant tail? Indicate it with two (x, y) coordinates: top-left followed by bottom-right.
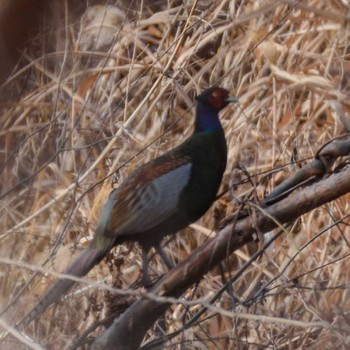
(22, 246), (107, 325)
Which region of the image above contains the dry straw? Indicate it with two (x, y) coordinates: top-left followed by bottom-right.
(1, 1), (350, 349)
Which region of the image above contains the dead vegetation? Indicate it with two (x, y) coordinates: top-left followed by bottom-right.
(1, 0), (350, 349)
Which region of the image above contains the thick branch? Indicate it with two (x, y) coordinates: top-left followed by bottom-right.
(262, 138), (350, 205)
(92, 167), (350, 350)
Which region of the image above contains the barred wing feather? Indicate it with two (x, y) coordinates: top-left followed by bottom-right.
(101, 161), (192, 236)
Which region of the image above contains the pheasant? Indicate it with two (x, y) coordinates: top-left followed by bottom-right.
(23, 86), (237, 324)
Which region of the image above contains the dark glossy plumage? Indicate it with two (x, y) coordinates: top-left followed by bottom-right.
(23, 86), (237, 324)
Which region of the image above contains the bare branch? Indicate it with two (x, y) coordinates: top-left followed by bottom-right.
(92, 167), (350, 349)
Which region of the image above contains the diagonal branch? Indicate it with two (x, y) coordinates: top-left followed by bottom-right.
(92, 166), (350, 350)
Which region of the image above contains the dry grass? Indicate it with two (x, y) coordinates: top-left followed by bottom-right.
(1, 0), (350, 349)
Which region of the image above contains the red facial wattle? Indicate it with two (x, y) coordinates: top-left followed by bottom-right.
(208, 88), (229, 110)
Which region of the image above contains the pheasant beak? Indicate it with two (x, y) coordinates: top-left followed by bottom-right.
(225, 95), (239, 103)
